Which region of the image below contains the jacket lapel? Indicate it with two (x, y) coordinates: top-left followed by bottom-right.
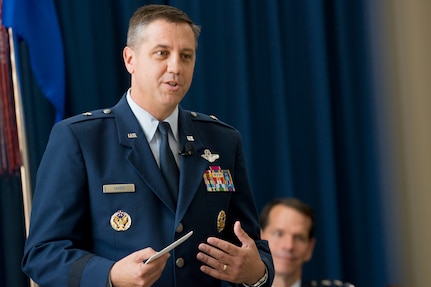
(175, 108), (209, 223)
(113, 96), (176, 212)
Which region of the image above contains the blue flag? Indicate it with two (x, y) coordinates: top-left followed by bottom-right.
(2, 0), (65, 122)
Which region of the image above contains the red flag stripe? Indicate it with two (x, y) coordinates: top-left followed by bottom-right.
(0, 10), (22, 175)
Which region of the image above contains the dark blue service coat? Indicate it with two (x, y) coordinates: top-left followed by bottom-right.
(22, 95), (273, 287)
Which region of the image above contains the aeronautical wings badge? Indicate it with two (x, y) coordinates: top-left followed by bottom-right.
(201, 149), (220, 163)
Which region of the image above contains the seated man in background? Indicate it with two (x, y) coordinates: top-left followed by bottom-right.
(259, 198), (316, 287)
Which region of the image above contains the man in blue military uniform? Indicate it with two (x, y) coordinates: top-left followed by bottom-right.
(22, 4), (274, 287)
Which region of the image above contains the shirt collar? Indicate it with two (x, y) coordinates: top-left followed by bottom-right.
(291, 279), (301, 287)
(126, 90), (179, 143)
(272, 278), (301, 287)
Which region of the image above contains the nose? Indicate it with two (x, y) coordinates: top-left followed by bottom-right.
(167, 54), (181, 74)
(281, 236), (294, 250)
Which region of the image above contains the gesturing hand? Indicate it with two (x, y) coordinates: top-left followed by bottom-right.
(197, 221), (266, 285)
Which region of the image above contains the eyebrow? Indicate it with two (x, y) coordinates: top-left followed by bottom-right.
(152, 44), (195, 53)
(153, 44), (169, 50)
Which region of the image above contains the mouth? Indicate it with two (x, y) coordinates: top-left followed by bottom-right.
(167, 81), (179, 87)
(161, 76), (184, 92)
(274, 252), (296, 262)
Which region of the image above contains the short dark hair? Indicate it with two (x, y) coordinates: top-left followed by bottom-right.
(260, 198), (315, 239)
(127, 4), (201, 49)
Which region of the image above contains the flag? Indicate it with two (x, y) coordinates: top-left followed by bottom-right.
(2, 0), (65, 123)
(0, 6), (21, 175)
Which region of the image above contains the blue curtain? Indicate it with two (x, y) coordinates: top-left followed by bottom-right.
(1, 1), (390, 286)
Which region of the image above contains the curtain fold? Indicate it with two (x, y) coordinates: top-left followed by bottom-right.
(0, 174), (28, 287)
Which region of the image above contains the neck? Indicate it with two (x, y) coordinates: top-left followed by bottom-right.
(129, 89), (177, 121)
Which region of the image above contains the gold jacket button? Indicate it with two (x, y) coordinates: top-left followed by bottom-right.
(176, 258), (185, 268)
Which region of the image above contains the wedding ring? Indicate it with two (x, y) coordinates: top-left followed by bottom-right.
(222, 264), (227, 272)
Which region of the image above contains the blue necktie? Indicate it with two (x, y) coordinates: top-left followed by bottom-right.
(158, 122), (179, 204)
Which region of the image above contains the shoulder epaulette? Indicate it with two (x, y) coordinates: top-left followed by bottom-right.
(187, 110), (234, 129)
(63, 108), (114, 124)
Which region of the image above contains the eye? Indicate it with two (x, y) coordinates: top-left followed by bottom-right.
(181, 53), (193, 61)
(293, 234), (307, 243)
(155, 50), (169, 57)
(273, 230), (282, 238)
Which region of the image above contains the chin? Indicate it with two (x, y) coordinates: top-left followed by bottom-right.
(275, 260), (298, 273)
(165, 93), (185, 103)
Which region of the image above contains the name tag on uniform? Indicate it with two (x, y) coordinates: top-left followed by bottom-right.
(103, 184), (135, 193)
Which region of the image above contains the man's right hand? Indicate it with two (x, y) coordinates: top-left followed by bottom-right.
(110, 247), (170, 287)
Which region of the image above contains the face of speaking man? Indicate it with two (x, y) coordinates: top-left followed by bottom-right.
(123, 19), (196, 120)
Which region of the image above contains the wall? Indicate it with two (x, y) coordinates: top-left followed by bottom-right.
(375, 0), (431, 285)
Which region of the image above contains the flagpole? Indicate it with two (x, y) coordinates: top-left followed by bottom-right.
(7, 27), (38, 287)
(8, 27), (32, 237)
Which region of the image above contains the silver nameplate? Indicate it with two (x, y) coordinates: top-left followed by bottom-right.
(103, 184), (135, 193)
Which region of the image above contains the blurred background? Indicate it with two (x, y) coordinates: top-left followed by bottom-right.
(1, 0), (430, 286)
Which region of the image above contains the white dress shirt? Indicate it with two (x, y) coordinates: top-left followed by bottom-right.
(126, 90), (180, 167)
(272, 278), (301, 287)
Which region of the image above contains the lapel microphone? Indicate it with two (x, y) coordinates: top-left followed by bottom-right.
(179, 142), (194, 156)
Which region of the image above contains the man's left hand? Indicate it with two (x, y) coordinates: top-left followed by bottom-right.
(197, 221), (266, 285)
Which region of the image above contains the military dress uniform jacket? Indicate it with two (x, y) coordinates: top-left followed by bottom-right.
(22, 95), (274, 287)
